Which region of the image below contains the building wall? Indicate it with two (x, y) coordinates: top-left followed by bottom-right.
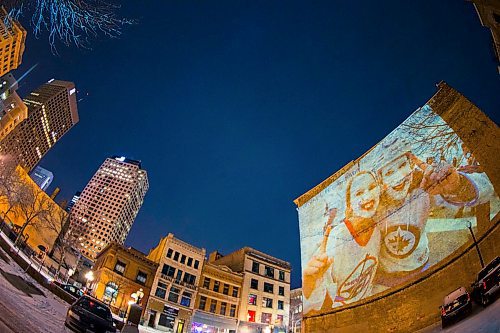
(92, 244), (158, 316)
(302, 83), (500, 332)
(0, 7), (26, 77)
(192, 262), (242, 332)
(145, 234), (206, 333)
(289, 288), (303, 333)
(472, 0), (500, 73)
(0, 166), (66, 252)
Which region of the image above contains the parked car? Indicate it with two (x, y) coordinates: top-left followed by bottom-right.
(440, 287), (472, 328)
(65, 295), (116, 333)
(471, 256), (500, 306)
(53, 282), (83, 299)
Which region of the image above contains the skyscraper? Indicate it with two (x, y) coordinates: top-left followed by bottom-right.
(70, 156), (149, 260)
(29, 165), (54, 191)
(0, 72), (27, 140)
(0, 7), (26, 77)
(66, 191), (82, 212)
(0, 79), (79, 171)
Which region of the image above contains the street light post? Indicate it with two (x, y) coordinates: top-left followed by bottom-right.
(84, 270), (94, 295)
(466, 221), (485, 268)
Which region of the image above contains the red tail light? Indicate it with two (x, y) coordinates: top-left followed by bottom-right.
(483, 281), (487, 290)
(441, 307), (446, 316)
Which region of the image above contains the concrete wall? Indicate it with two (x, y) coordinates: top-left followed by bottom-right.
(302, 82), (500, 333)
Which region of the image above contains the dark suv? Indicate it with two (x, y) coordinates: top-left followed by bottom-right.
(65, 295), (115, 333)
(440, 287), (472, 328)
(471, 256), (500, 306)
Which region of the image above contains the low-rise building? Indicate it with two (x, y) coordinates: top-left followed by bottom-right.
(210, 248), (291, 333)
(289, 288), (302, 333)
(145, 233), (206, 332)
(192, 262), (243, 333)
(91, 242), (158, 316)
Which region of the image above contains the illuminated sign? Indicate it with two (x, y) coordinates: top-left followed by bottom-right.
(296, 104), (499, 315)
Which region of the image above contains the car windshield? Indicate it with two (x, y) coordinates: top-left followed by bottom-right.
(77, 297), (111, 320)
(478, 257), (500, 281)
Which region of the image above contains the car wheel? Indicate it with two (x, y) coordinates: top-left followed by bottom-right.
(481, 294), (489, 307)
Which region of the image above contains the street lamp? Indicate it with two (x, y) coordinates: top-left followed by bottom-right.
(466, 220), (485, 268)
(66, 268), (75, 284)
(85, 270), (94, 294)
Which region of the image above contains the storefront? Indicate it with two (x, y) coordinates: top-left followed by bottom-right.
(191, 310), (237, 333)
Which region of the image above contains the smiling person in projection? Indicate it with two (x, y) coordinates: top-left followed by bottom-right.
(302, 171), (382, 312)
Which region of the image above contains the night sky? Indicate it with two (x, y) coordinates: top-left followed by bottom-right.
(13, 1), (500, 288)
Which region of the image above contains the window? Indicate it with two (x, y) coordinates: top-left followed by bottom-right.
(168, 286), (180, 303)
(136, 271), (147, 285)
(250, 279), (258, 290)
(103, 282), (118, 303)
(155, 282), (167, 299)
(262, 297), (273, 308)
(265, 266), (274, 278)
(230, 304), (236, 317)
(180, 291), (192, 307)
(279, 270), (285, 281)
(278, 286), (285, 296)
(232, 286), (239, 297)
(175, 270), (183, 282)
(248, 294), (257, 305)
(166, 248), (173, 258)
(114, 260), (126, 274)
(220, 302), (227, 316)
(173, 251), (180, 261)
(248, 310), (256, 322)
(199, 296), (207, 310)
(180, 254), (186, 264)
(213, 281), (220, 292)
(261, 312), (272, 324)
(278, 300), (284, 310)
(203, 277), (211, 289)
(252, 261), (260, 273)
(183, 272), (196, 286)
(187, 257), (193, 266)
(223, 284), (229, 295)
(161, 264), (175, 277)
(276, 314), (284, 325)
(194, 260), (200, 269)
(209, 299), (217, 313)
(264, 282), (274, 293)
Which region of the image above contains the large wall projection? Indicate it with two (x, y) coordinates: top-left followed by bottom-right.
(296, 102), (499, 316)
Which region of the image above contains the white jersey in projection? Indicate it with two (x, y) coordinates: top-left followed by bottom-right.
(304, 221), (381, 312)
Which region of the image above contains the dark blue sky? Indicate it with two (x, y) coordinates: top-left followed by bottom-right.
(14, 1), (500, 288)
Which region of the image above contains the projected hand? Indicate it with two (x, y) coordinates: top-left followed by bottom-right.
(303, 252), (333, 299)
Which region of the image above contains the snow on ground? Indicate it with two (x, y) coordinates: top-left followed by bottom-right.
(0, 241), (70, 333)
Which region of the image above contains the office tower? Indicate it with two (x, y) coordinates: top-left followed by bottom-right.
(70, 156), (149, 260)
(0, 73), (27, 140)
(29, 165), (53, 191)
(0, 7), (26, 77)
(66, 191), (81, 212)
(0, 79), (79, 171)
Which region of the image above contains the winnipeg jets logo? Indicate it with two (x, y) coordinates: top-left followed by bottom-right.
(383, 225), (419, 258)
(336, 254), (377, 304)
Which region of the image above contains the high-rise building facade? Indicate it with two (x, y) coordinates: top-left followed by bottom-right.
(145, 233), (206, 333)
(69, 156), (148, 260)
(289, 288), (302, 333)
(66, 191), (81, 212)
(472, 0), (500, 73)
(29, 165), (53, 191)
(0, 79), (79, 171)
(210, 248), (291, 333)
(0, 73), (27, 140)
(0, 7), (26, 77)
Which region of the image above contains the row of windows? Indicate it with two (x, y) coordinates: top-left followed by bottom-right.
(248, 294), (284, 310)
(113, 260), (148, 284)
(252, 261), (286, 281)
(247, 310), (284, 325)
(166, 248), (200, 269)
(155, 282), (192, 307)
(202, 277), (239, 297)
(161, 264), (197, 286)
(250, 279), (285, 296)
(198, 296), (237, 317)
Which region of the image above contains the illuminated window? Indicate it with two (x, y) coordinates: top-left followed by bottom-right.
(223, 284), (229, 295)
(276, 314), (284, 325)
(168, 286), (180, 303)
(230, 304), (236, 317)
(262, 297), (273, 308)
(248, 294), (257, 305)
(180, 291), (192, 307)
(261, 312), (272, 324)
(248, 310), (256, 322)
(232, 286), (239, 297)
(213, 281), (220, 292)
(136, 271), (147, 285)
(155, 282), (167, 299)
(114, 260), (126, 274)
(220, 302), (227, 316)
